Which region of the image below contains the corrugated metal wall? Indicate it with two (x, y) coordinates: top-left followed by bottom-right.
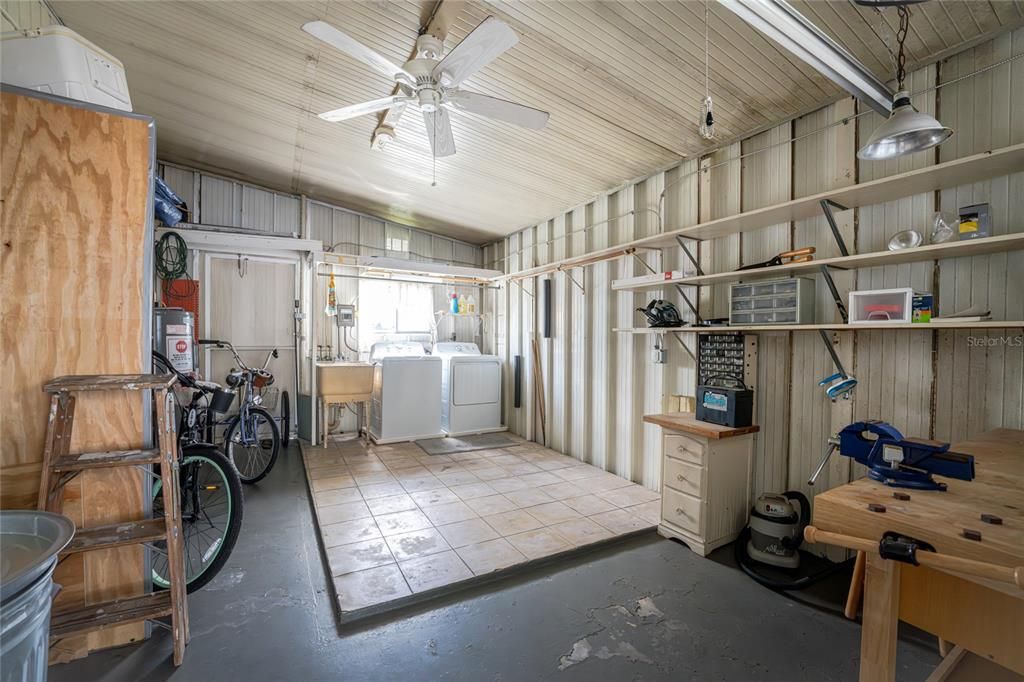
(158, 161), (483, 269)
(486, 31), (1024, 533)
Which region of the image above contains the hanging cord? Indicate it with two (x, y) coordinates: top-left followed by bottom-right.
(895, 6), (910, 89)
(704, 0), (709, 96)
(155, 231), (188, 280)
(699, 0), (714, 140)
(432, 113), (437, 187)
(155, 231), (197, 302)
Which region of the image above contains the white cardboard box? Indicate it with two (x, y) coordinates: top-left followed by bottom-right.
(1, 25), (132, 111)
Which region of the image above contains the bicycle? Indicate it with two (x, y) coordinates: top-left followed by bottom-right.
(152, 350), (244, 593)
(198, 339), (282, 484)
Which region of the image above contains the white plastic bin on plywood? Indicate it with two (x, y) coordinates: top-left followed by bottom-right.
(1, 25), (132, 111)
(848, 288), (914, 324)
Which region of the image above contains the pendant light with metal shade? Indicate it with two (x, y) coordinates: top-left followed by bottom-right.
(858, 6), (952, 160)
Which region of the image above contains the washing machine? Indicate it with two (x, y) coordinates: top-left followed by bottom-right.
(433, 342), (504, 437)
(368, 342), (443, 444)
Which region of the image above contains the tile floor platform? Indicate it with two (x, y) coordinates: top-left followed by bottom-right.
(301, 437), (660, 619)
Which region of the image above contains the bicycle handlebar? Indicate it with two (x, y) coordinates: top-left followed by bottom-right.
(203, 338), (278, 375)
(259, 348), (278, 371)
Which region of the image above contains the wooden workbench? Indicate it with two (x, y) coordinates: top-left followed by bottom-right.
(811, 428), (1024, 680)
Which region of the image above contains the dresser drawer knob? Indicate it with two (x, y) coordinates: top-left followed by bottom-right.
(675, 507), (691, 518)
(676, 474), (684, 481)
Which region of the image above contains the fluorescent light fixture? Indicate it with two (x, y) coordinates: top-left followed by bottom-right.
(857, 90), (953, 160)
(719, 0), (893, 116)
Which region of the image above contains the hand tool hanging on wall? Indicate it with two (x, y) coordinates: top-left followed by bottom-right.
(737, 247), (815, 271)
(807, 420), (975, 490)
(817, 330), (856, 401)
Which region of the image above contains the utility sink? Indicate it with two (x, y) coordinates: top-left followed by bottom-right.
(316, 362), (373, 399)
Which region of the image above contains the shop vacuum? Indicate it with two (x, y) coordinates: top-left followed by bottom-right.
(735, 491), (852, 590)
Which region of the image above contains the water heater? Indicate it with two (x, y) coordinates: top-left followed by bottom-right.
(153, 307), (196, 375)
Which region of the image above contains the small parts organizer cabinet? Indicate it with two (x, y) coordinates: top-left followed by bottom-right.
(643, 413), (759, 557)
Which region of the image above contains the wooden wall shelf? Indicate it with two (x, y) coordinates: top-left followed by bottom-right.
(612, 233), (1024, 291)
(615, 321), (1024, 333)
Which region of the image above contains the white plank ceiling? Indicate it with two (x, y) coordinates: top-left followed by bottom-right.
(51, 1), (1024, 243)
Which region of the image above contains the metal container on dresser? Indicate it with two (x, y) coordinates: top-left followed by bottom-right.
(643, 413), (760, 557)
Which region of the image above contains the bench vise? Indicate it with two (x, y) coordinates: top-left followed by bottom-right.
(808, 420), (975, 491)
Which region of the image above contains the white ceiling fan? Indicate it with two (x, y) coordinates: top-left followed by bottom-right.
(302, 14), (549, 159)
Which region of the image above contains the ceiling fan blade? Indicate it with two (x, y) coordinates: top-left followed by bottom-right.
(432, 16), (517, 87)
(303, 20), (412, 83)
(447, 91), (549, 129)
(423, 108), (456, 158)
(318, 96), (409, 122)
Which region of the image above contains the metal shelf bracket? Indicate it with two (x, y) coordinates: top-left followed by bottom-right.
(564, 267), (585, 294)
(675, 235), (704, 276)
(513, 279), (534, 298)
(631, 251), (657, 275)
(820, 199), (850, 257)
(671, 330), (697, 362)
(673, 284), (703, 325)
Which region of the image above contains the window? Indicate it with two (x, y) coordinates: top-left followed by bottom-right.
(385, 225), (410, 255)
(357, 280), (433, 351)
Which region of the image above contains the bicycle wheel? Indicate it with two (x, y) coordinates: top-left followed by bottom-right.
(152, 445), (243, 593)
(280, 390), (291, 449)
(224, 406), (280, 484)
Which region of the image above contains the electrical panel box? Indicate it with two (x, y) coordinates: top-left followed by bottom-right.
(337, 304), (355, 328)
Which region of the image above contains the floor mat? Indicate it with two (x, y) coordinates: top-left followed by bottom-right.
(417, 432), (521, 455)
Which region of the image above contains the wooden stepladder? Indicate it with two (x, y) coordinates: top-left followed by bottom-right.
(37, 374), (189, 666)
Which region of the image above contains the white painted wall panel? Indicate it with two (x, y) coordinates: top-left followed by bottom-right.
(274, 195), (301, 236)
(567, 205), (589, 462)
(200, 175), (241, 227)
(589, 199), (611, 471)
(934, 28), (1024, 441)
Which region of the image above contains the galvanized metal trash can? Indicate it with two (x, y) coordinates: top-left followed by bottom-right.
(0, 511), (75, 682)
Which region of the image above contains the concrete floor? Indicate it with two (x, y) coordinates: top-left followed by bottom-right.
(51, 444), (940, 682)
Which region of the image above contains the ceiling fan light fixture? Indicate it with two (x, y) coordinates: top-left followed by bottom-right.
(857, 90), (953, 160)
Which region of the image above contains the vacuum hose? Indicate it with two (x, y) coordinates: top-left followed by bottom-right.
(735, 491), (852, 590)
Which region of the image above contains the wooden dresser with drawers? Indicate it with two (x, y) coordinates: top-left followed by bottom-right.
(643, 413), (759, 557)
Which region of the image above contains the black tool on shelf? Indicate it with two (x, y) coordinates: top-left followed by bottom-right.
(636, 300), (684, 327)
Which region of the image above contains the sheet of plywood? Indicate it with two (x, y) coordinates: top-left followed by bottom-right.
(0, 90), (151, 657)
